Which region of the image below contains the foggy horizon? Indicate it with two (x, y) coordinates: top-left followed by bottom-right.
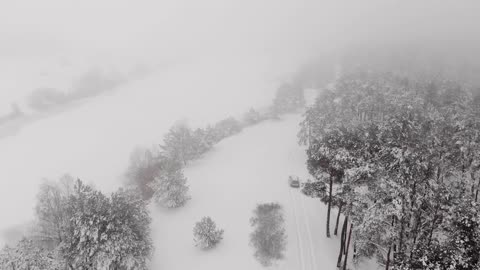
(1, 1), (480, 269)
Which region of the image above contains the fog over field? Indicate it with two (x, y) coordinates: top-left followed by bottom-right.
(1, 1), (480, 269)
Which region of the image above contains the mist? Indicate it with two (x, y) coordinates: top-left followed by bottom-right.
(1, 1), (480, 269)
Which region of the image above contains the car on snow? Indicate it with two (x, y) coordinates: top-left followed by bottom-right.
(288, 176), (300, 188)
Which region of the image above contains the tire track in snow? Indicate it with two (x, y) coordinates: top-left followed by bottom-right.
(289, 188), (306, 270)
(298, 191), (319, 270)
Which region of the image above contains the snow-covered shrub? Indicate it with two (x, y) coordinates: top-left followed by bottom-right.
(193, 217), (224, 249)
(150, 168), (191, 208)
(250, 203), (286, 266)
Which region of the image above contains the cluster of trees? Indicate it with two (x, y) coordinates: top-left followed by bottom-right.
(0, 175), (153, 270)
(249, 203), (286, 266)
(299, 71), (480, 270)
(271, 82), (305, 116)
(127, 116), (245, 206)
(129, 107), (289, 208)
(28, 69), (124, 112)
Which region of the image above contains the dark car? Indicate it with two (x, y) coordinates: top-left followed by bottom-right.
(288, 176), (300, 188)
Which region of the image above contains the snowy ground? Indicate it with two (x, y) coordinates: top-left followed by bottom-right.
(0, 57), (377, 269)
(150, 114), (375, 270)
(0, 57), (282, 246)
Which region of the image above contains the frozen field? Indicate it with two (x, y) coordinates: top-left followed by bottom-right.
(0, 57), (281, 246)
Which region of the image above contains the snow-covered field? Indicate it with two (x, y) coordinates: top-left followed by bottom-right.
(0, 57), (376, 269)
(0, 57), (282, 246)
(151, 114), (364, 270)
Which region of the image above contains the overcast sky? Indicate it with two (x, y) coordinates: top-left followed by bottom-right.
(1, 0), (480, 109)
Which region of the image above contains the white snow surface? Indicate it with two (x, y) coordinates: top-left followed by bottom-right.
(151, 114), (377, 270)
(0, 57), (280, 245)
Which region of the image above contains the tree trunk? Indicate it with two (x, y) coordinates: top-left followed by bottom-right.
(326, 175), (333, 238)
(427, 205), (440, 247)
(337, 216), (348, 267)
(336, 233), (345, 268)
(334, 202), (343, 236)
(343, 223), (353, 270)
(385, 246), (392, 270)
(398, 198), (406, 254)
(342, 215), (349, 255)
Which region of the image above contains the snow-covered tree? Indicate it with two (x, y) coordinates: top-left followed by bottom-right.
(34, 174), (74, 247)
(161, 123), (198, 166)
(193, 217), (224, 249)
(191, 127), (214, 157)
(0, 238), (63, 270)
(250, 203), (286, 266)
(103, 188), (153, 269)
(150, 168), (191, 208)
(300, 70), (480, 269)
(60, 179), (110, 269)
(60, 179), (153, 269)
(126, 146), (183, 199)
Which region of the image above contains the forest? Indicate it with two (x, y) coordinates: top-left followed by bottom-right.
(300, 70), (480, 269)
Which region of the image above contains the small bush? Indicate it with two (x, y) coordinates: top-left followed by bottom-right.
(193, 217), (224, 249)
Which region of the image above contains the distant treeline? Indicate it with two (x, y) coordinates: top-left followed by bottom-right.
(0, 104), (23, 125)
(28, 69), (126, 112)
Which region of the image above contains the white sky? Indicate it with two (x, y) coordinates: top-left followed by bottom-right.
(1, 0), (480, 111)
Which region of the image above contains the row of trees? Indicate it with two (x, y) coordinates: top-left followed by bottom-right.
(28, 69), (125, 112)
(299, 71), (480, 269)
(126, 81), (307, 206)
(0, 175), (153, 269)
(126, 116), (246, 207)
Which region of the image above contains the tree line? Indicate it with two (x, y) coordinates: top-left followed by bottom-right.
(127, 80), (306, 207)
(299, 71), (480, 270)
